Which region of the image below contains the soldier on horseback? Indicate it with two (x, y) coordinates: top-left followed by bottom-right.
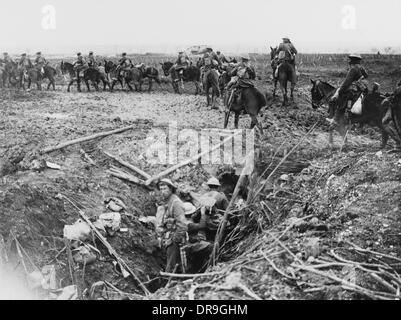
(118, 53), (132, 78)
(18, 53), (32, 84)
(216, 51), (229, 66)
(3, 52), (14, 64)
(173, 51), (190, 79)
(34, 52), (47, 76)
(226, 55), (255, 106)
(275, 37), (298, 78)
(200, 47), (220, 87)
(328, 54), (369, 125)
(87, 51), (98, 69)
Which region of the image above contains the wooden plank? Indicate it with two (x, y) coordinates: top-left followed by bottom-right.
(41, 125), (136, 154)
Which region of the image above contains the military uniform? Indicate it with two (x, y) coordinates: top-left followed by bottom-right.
(329, 55), (368, 122)
(226, 58), (255, 105)
(216, 52), (228, 65)
(34, 53), (47, 74)
(159, 194), (188, 273)
(87, 53), (98, 69)
(184, 208), (212, 273)
(18, 55), (32, 70)
(278, 39), (297, 65)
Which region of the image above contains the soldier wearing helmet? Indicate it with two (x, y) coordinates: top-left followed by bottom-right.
(173, 50), (190, 79)
(328, 54), (368, 125)
(87, 51), (98, 69)
(226, 54), (256, 106)
(278, 37), (298, 66)
(34, 51), (47, 75)
(157, 178), (188, 273)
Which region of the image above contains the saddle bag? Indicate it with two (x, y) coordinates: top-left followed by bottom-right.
(350, 95), (363, 115)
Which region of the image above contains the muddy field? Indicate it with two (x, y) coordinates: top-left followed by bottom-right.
(1, 54), (401, 300)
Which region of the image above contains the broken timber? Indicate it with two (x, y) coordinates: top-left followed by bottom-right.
(60, 195), (150, 296)
(102, 150), (151, 180)
(145, 130), (242, 186)
(41, 125), (136, 154)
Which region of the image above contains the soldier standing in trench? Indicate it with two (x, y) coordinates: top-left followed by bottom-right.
(157, 179), (188, 273)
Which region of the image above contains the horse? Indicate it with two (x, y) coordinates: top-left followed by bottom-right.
(160, 62), (201, 94)
(270, 46), (279, 97)
(223, 85), (267, 131)
(22, 67), (42, 91)
(310, 79), (401, 149)
(270, 46), (297, 106)
(42, 65), (57, 90)
(2, 60), (20, 87)
(203, 68), (220, 109)
(141, 66), (161, 92)
(105, 60), (125, 91)
(61, 61), (109, 92)
(124, 67), (144, 92)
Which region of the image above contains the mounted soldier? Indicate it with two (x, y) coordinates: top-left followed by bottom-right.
(18, 53), (32, 84)
(73, 52), (87, 76)
(3, 52), (14, 64)
(216, 51), (229, 65)
(118, 53), (132, 78)
(173, 51), (190, 79)
(34, 51), (47, 76)
(200, 47), (220, 87)
(275, 37), (297, 78)
(328, 54), (369, 125)
(226, 54), (256, 107)
(87, 51), (98, 69)
(157, 179), (188, 273)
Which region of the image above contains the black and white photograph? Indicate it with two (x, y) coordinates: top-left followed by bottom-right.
(0, 0), (401, 306)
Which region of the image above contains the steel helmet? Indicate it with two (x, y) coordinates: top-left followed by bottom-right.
(241, 54), (250, 61)
(348, 53), (362, 60)
(157, 178), (177, 190)
(182, 202), (197, 216)
(207, 177), (221, 187)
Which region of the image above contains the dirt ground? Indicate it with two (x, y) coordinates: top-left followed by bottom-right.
(1, 54), (401, 300)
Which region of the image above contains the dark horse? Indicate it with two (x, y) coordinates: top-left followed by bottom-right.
(60, 61), (109, 92)
(104, 60), (124, 91)
(141, 66), (161, 92)
(270, 46), (297, 106)
(223, 86), (267, 130)
(203, 68), (220, 109)
(22, 65), (57, 91)
(311, 79), (401, 149)
(2, 60), (20, 87)
(160, 62), (201, 94)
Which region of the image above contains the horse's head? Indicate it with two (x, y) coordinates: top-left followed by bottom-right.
(270, 46), (278, 61)
(311, 79), (335, 109)
(311, 79), (324, 109)
(160, 62), (173, 76)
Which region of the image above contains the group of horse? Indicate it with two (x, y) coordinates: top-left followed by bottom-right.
(0, 59), (57, 90)
(2, 52), (401, 150)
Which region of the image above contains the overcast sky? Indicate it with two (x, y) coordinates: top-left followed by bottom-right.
(1, 0), (401, 54)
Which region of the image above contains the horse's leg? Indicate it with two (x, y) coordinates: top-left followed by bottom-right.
(273, 78), (278, 97)
(234, 112), (240, 129)
(85, 79), (90, 92)
(148, 79), (153, 92)
(290, 81), (296, 102)
(224, 110), (230, 129)
(279, 79), (287, 106)
(206, 86), (210, 107)
(194, 81), (201, 95)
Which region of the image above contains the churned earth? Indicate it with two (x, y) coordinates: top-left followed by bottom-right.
(0, 54), (400, 299)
